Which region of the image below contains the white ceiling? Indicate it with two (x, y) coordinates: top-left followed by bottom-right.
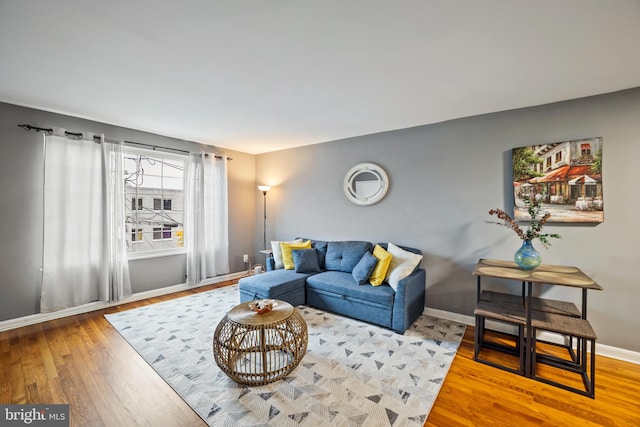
(1, 1), (639, 155)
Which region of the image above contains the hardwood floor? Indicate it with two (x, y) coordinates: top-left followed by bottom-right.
(427, 330), (640, 427)
(2, 282), (639, 426)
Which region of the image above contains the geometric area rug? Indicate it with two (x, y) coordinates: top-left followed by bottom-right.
(105, 285), (465, 426)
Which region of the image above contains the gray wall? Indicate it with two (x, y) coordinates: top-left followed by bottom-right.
(0, 102), (256, 321)
(256, 87), (640, 353)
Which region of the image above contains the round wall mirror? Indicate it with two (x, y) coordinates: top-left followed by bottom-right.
(343, 163), (389, 205)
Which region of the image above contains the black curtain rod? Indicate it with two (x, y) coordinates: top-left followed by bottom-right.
(17, 124), (231, 160)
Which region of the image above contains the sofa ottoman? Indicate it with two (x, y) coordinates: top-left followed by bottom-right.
(238, 269), (308, 306)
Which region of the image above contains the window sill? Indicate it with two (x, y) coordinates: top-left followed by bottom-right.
(127, 248), (187, 261)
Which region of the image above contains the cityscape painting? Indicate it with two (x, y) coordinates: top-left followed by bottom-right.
(512, 137), (604, 223)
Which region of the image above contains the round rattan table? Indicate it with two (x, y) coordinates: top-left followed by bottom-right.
(213, 300), (308, 386)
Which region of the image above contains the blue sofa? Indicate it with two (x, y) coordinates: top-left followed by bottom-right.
(238, 239), (426, 334)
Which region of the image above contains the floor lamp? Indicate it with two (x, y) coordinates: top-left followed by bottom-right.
(258, 186), (272, 264)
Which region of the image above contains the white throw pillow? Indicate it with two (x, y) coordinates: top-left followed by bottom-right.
(271, 239), (303, 269)
(385, 242), (423, 291)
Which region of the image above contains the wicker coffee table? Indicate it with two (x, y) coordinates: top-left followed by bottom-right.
(213, 300), (308, 386)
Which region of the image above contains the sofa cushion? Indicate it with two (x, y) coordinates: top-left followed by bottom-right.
(306, 271), (395, 306)
(271, 238), (302, 269)
(324, 241), (372, 273)
(370, 244), (393, 286)
(292, 248), (321, 273)
(385, 242), (424, 291)
(281, 240), (312, 270)
(352, 251), (377, 284)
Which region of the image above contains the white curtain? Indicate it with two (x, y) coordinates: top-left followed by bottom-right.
(102, 138), (132, 302)
(185, 152), (229, 285)
(41, 132), (131, 312)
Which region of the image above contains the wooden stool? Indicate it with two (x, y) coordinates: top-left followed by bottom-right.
(531, 311), (597, 398)
(481, 290), (585, 366)
(474, 300), (526, 375)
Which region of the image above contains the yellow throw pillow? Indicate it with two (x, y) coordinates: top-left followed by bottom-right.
(370, 245), (392, 286)
(280, 240), (311, 270)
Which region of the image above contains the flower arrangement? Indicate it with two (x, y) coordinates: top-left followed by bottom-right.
(487, 194), (561, 248)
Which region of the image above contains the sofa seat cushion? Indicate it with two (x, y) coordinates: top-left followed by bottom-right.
(305, 271), (395, 306)
(238, 269), (308, 306)
(324, 241), (373, 273)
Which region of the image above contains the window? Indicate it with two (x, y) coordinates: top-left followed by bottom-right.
(124, 148), (184, 255)
(153, 199), (171, 211)
(152, 226), (173, 240)
(555, 152), (562, 163)
(130, 228), (143, 242)
(131, 197), (143, 210)
(153, 198), (172, 210)
(581, 144), (591, 156)
(546, 157), (551, 168)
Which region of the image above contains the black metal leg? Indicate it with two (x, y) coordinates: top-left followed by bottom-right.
(531, 326), (537, 377)
(525, 281), (533, 378)
(519, 324), (526, 375)
(590, 340), (596, 398)
(474, 315), (481, 360)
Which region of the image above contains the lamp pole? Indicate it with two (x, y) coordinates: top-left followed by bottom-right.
(257, 186), (271, 252)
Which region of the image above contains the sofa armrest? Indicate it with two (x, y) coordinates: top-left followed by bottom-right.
(391, 268), (426, 333)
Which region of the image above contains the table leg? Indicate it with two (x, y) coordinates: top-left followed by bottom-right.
(525, 281), (533, 378)
(474, 276), (482, 360)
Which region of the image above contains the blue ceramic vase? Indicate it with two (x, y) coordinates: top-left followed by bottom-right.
(514, 239), (542, 270)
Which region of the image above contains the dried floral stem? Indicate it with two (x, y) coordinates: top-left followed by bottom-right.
(487, 195), (561, 248)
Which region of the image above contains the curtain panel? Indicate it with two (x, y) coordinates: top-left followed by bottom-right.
(40, 133), (131, 312)
(185, 152), (230, 285)
(102, 138), (132, 302)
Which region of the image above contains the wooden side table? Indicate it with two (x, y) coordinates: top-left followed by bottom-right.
(213, 300), (308, 386)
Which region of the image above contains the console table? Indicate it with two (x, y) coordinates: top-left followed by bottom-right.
(472, 259), (602, 397)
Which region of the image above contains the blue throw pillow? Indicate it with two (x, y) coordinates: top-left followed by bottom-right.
(292, 249), (321, 274)
(352, 251), (378, 284)
(296, 238), (328, 269)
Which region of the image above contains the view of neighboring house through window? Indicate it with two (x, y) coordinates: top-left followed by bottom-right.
(124, 148), (185, 254)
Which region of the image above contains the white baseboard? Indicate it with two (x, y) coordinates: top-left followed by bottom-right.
(0, 272), (245, 333)
(425, 307), (475, 326)
(424, 307), (640, 365)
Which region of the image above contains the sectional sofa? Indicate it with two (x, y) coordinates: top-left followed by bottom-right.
(238, 239), (426, 334)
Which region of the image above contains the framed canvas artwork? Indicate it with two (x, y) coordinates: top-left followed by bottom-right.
(512, 137), (604, 223)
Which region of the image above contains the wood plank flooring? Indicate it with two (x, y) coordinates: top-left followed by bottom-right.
(1, 282), (639, 426)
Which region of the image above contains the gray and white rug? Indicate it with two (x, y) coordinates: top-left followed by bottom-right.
(105, 285), (465, 426)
